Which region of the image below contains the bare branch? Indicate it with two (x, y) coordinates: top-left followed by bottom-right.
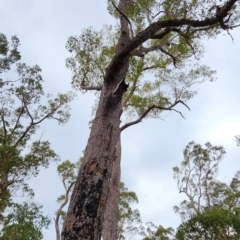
(158, 46), (178, 67)
(120, 100), (190, 131)
(13, 102), (67, 147)
(80, 85), (102, 91)
(134, 44), (178, 67)
(0, 78), (21, 93)
(22, 95), (34, 123)
(152, 10), (165, 22)
(122, 58), (144, 107)
(142, 64), (161, 71)
(12, 106), (25, 134)
(55, 181), (76, 240)
(171, 27), (199, 59)
(179, 163), (200, 213)
(121, 77), (138, 108)
(120, 105), (154, 131)
(112, 1), (134, 38)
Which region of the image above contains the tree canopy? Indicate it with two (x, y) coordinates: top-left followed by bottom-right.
(0, 33), (74, 239)
(174, 141), (240, 239)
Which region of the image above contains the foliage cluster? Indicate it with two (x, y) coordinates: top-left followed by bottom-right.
(0, 33), (74, 239)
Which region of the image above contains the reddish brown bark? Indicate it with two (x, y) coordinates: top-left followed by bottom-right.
(102, 139), (121, 240)
(61, 1), (130, 239)
(61, 90), (123, 240)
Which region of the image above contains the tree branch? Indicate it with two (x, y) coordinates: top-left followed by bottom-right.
(80, 85), (102, 91)
(105, 0), (238, 82)
(150, 27), (171, 39)
(121, 78), (138, 107)
(0, 111), (7, 140)
(121, 58), (144, 107)
(0, 78), (21, 93)
(112, 1), (134, 38)
(158, 46), (178, 67)
(13, 102), (66, 147)
(11, 106), (25, 134)
(120, 99), (190, 131)
(133, 44), (178, 67)
(179, 164), (200, 213)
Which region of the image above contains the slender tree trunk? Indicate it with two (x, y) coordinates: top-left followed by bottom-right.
(102, 138), (121, 240)
(55, 215), (61, 240)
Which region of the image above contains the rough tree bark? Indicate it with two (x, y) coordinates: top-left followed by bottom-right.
(55, 180), (75, 240)
(61, 0), (239, 239)
(61, 87), (123, 240)
(102, 138), (121, 240)
(61, 1), (130, 239)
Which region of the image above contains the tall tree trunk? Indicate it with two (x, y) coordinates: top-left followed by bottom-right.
(61, 1), (130, 239)
(102, 138), (121, 240)
(61, 89), (122, 239)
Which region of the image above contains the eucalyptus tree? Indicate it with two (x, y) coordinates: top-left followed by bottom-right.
(116, 182), (141, 239)
(173, 141), (240, 239)
(55, 159), (80, 240)
(62, 0), (240, 239)
(0, 202), (51, 240)
(55, 159), (141, 240)
(0, 33), (74, 232)
(141, 222), (175, 240)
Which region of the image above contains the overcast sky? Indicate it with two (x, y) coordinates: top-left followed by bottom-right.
(1, 1), (240, 239)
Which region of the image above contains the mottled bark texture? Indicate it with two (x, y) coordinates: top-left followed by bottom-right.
(61, 91), (122, 240)
(102, 139), (121, 240)
(61, 1), (129, 239)
(61, 0), (238, 239)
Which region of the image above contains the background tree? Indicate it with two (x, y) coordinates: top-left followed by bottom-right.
(55, 159), (80, 240)
(141, 222), (175, 240)
(117, 182), (141, 239)
(0, 33), (74, 237)
(173, 141), (240, 239)
(235, 135), (240, 146)
(55, 159), (141, 240)
(0, 202), (51, 240)
(55, 158), (177, 240)
(61, 0), (240, 239)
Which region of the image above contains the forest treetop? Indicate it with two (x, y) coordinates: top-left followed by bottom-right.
(66, 0), (239, 128)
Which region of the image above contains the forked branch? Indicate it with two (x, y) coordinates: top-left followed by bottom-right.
(105, 0), (238, 82)
(120, 99), (190, 131)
